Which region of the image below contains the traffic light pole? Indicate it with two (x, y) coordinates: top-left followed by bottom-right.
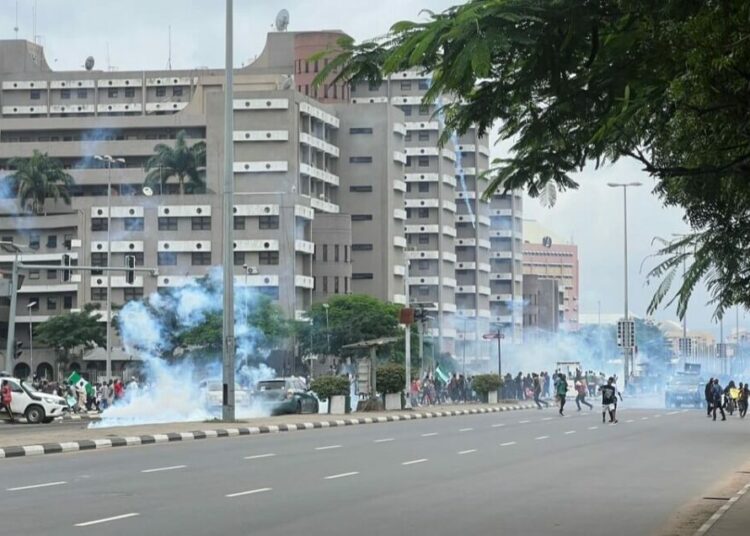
(497, 328), (502, 378)
(4, 253), (19, 373)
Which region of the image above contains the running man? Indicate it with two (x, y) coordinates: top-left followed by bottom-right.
(533, 373), (549, 410)
(555, 373), (568, 416)
(575, 380), (593, 411)
(599, 377), (619, 424)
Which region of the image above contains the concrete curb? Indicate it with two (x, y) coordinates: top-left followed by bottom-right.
(0, 403), (538, 459)
(60, 413), (101, 421)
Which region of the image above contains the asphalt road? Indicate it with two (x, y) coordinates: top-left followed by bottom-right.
(1, 404), (749, 536)
(0, 418), (92, 436)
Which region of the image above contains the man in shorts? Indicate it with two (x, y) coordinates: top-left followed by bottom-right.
(599, 377), (619, 424)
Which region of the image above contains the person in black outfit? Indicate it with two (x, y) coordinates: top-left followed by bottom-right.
(599, 377), (618, 424)
(712, 378), (726, 421)
(705, 378), (714, 417)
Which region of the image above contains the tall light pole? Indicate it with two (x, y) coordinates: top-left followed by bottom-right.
(221, 0), (236, 422)
(27, 301), (36, 379)
(94, 154), (125, 381)
(2, 241), (23, 374)
(607, 181), (641, 387)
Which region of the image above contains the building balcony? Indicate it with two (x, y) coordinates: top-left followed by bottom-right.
(299, 132), (339, 158)
(233, 98), (289, 111)
(234, 130), (289, 142)
(310, 197), (340, 213)
(300, 163), (339, 186)
(233, 239), (279, 252)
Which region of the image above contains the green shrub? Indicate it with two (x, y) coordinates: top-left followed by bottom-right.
(472, 374), (502, 395)
(310, 375), (350, 401)
(377, 363), (406, 394)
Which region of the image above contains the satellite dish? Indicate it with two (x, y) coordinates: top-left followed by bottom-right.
(142, 186), (154, 197)
(84, 56), (95, 71)
(275, 9), (289, 32)
(279, 75), (294, 90)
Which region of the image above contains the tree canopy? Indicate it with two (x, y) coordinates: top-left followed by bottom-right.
(34, 303), (106, 361)
(8, 150), (74, 214)
(144, 130), (206, 194)
(314, 0), (750, 319)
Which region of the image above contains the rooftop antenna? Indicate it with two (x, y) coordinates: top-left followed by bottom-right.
(13, 0), (19, 39)
(32, 0), (37, 43)
(167, 25), (172, 70)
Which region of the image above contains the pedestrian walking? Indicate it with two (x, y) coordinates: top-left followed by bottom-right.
(555, 373), (568, 416)
(575, 380), (593, 411)
(1, 380), (14, 423)
(712, 378), (726, 421)
(740, 383), (749, 418)
(705, 377), (714, 417)
(533, 373), (549, 409)
(599, 377), (618, 424)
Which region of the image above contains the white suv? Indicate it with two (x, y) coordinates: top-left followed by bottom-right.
(0, 376), (68, 424)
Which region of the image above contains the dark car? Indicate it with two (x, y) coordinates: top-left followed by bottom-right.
(253, 378), (319, 415)
(665, 372), (704, 408)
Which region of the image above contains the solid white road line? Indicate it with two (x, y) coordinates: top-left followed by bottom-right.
(564, 430), (576, 435)
(315, 445), (342, 451)
(500, 441), (516, 447)
(491, 423), (506, 428)
(459, 427), (474, 432)
(244, 453), (276, 460)
(535, 435), (549, 440)
(324, 472), (359, 480)
(458, 449), (477, 455)
(7, 481), (66, 492)
(226, 487), (272, 498)
(402, 458), (428, 465)
(588, 426), (598, 430)
(74, 513), (139, 527)
(140, 465), (186, 474)
(374, 438), (395, 443)
(421, 432), (438, 437)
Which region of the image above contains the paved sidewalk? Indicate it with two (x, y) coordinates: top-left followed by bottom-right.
(0, 401), (539, 458)
(698, 481), (750, 535)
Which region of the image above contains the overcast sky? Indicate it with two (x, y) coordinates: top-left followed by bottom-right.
(2, 0), (741, 334)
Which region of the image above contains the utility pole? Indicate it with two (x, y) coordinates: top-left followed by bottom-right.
(404, 257), (411, 408)
(221, 0), (235, 422)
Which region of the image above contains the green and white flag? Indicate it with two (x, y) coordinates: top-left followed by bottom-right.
(67, 371), (94, 397)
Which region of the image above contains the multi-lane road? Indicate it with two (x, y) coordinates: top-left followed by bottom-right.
(2, 405), (749, 535)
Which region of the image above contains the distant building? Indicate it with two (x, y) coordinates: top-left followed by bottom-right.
(522, 220), (579, 328)
(522, 274), (563, 339)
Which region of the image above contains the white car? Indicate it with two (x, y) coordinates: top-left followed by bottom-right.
(198, 380), (249, 408)
(0, 376), (68, 424)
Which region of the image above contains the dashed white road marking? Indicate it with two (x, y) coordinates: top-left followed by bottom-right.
(74, 513), (140, 527)
(226, 487), (272, 498)
(564, 430), (576, 435)
(542, 417), (553, 421)
(244, 453), (276, 460)
(588, 426), (599, 430)
(7, 481), (67, 492)
(141, 465), (186, 474)
(519, 420), (531, 424)
(421, 432), (438, 437)
(641, 417), (649, 421)
(535, 435), (549, 440)
(324, 472), (359, 480)
(458, 449), (477, 455)
(459, 427), (474, 432)
(491, 423), (506, 428)
(626, 419), (634, 423)
(667, 411), (679, 415)
(500, 441), (516, 447)
(315, 445), (342, 451)
(654, 414), (662, 418)
(402, 458), (428, 466)
(374, 438), (394, 443)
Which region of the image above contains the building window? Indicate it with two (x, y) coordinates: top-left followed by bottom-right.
(418, 79), (430, 90)
(1, 236), (12, 244)
(191, 216), (211, 231)
(158, 217), (178, 231)
(259, 251), (279, 265)
(191, 252), (212, 265)
(47, 269), (57, 280)
(125, 87), (135, 98)
(349, 156), (373, 163)
(322, 277), (328, 293)
(418, 131), (430, 141)
(91, 288), (107, 301)
(91, 218), (108, 231)
(418, 182), (430, 193)
(258, 216), (279, 230)
(352, 273), (374, 280)
(368, 80), (381, 91)
(419, 286), (430, 296)
(405, 132), (412, 142)
(91, 252), (107, 267)
(47, 297), (58, 311)
(349, 185), (373, 193)
(305, 61), (309, 73)
(77, 88), (88, 99)
(123, 288), (144, 301)
(334, 276), (340, 294)
(61, 89), (71, 99)
(156, 87), (166, 97)
(30, 90), (41, 100)
(418, 207), (430, 218)
(158, 252), (177, 265)
(233, 251), (245, 266)
(28, 298), (40, 311)
(400, 81), (412, 91)
(334, 244), (340, 262)
(344, 245), (349, 262)
(234, 216), (245, 230)
(28, 270), (40, 280)
(349, 127), (373, 135)
(322, 244), (328, 262)
(418, 156), (430, 167)
(124, 217), (144, 231)
(352, 243), (373, 251)
(108, 88), (119, 98)
(418, 234), (430, 244)
(403, 106), (412, 116)
(419, 104), (430, 115)
(46, 235), (57, 248)
(418, 260), (430, 270)
(63, 295), (73, 309)
(173, 87), (183, 97)
(351, 214), (373, 221)
(405, 156), (412, 167)
(29, 234), (40, 250)
(132, 252), (144, 266)
(344, 277), (349, 293)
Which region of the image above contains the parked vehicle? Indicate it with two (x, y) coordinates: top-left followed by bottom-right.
(253, 378), (319, 415)
(0, 376), (67, 424)
(198, 380), (250, 408)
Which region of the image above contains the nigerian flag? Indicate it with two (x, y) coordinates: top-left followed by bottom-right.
(68, 371), (94, 397)
(435, 366), (450, 384)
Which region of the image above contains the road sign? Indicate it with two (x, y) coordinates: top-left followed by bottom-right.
(483, 332), (505, 340)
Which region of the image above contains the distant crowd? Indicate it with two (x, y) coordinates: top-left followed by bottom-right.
(32, 377), (139, 413)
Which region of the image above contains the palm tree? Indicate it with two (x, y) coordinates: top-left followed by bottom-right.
(144, 130), (206, 194)
(8, 150), (75, 214)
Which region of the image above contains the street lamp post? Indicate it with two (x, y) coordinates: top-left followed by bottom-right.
(27, 301), (36, 379)
(94, 154), (125, 381)
(607, 181), (641, 387)
(322, 303), (330, 356)
(2, 241), (24, 374)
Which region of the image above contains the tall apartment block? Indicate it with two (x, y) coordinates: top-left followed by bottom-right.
(0, 29), (518, 380)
